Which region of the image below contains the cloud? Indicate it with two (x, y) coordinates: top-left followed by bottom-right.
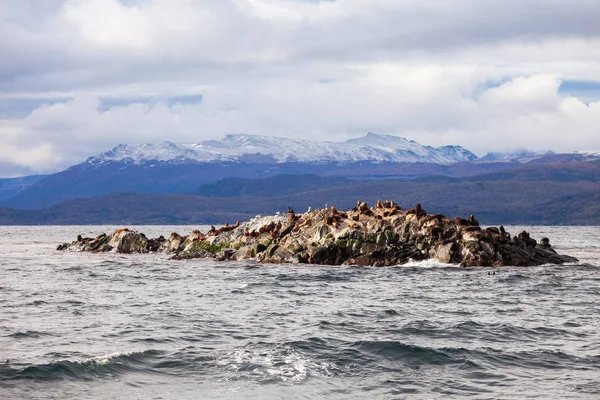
(1, 0), (600, 176)
(62, 0), (152, 49)
(3, 74), (600, 177)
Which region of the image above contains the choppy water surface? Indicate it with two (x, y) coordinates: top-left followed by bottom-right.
(1, 225), (599, 399)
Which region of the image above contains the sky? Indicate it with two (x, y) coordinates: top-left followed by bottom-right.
(1, 0), (600, 177)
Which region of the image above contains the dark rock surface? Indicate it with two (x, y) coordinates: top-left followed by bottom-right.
(58, 201), (579, 267)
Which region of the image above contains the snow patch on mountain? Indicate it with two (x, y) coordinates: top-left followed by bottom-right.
(575, 150), (600, 161)
(84, 133), (478, 166)
(479, 149), (556, 161)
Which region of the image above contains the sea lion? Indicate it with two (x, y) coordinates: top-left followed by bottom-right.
(288, 207), (295, 214)
(384, 207), (400, 217)
(190, 230), (205, 241)
(269, 222), (282, 239)
(278, 224), (294, 239)
(454, 217), (468, 226)
(467, 215), (479, 227)
(486, 227), (500, 235)
(406, 203), (426, 218)
(421, 213), (443, 225)
(357, 201), (369, 212)
(259, 222), (274, 234)
(219, 222), (238, 233)
(471, 231), (485, 241)
(431, 226), (442, 238)
(385, 200), (400, 209)
(518, 231), (537, 248)
(356, 201), (372, 216)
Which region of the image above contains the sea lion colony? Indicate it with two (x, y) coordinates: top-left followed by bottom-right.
(57, 200), (578, 267)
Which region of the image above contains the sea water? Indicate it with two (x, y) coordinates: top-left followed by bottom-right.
(1, 225), (599, 399)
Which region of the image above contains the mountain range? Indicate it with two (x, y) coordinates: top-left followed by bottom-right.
(83, 133), (478, 166)
(1, 162), (599, 225)
(1, 133), (485, 210)
(1, 133), (599, 224)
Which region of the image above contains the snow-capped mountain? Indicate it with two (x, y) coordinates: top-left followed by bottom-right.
(479, 149), (555, 161)
(576, 150), (600, 161)
(84, 133), (477, 166)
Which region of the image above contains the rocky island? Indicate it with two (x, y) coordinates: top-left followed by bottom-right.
(57, 201), (578, 267)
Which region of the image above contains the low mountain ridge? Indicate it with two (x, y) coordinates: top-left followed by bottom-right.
(1, 163), (599, 225)
(193, 174), (353, 197)
(0, 174), (48, 203)
(480, 149), (555, 161)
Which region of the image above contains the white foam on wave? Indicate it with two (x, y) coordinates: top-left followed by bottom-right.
(75, 352), (128, 365)
(217, 343), (334, 382)
(71, 351), (150, 365)
(396, 258), (458, 269)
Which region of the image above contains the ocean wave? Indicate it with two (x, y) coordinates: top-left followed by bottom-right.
(349, 339), (600, 372)
(216, 341), (337, 383)
(0, 350), (164, 382)
(386, 320), (589, 345)
(7, 330), (54, 339)
(351, 339), (472, 367)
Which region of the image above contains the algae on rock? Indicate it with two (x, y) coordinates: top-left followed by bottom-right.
(57, 200), (578, 267)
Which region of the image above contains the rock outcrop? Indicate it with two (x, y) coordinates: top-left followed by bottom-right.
(57, 201), (578, 267)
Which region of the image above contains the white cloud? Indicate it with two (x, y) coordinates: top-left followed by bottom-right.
(62, 0), (152, 49)
(2, 73), (600, 177)
(1, 0), (600, 176)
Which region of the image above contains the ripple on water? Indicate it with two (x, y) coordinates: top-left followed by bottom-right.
(0, 350), (165, 382)
(0, 226), (599, 399)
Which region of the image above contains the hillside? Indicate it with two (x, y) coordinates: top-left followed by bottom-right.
(0, 160), (528, 210)
(0, 175), (48, 203)
(1, 162), (599, 225)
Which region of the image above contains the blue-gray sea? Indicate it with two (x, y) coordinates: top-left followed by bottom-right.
(1, 225), (599, 399)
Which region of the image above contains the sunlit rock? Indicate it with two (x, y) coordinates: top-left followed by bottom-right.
(57, 201), (578, 267)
